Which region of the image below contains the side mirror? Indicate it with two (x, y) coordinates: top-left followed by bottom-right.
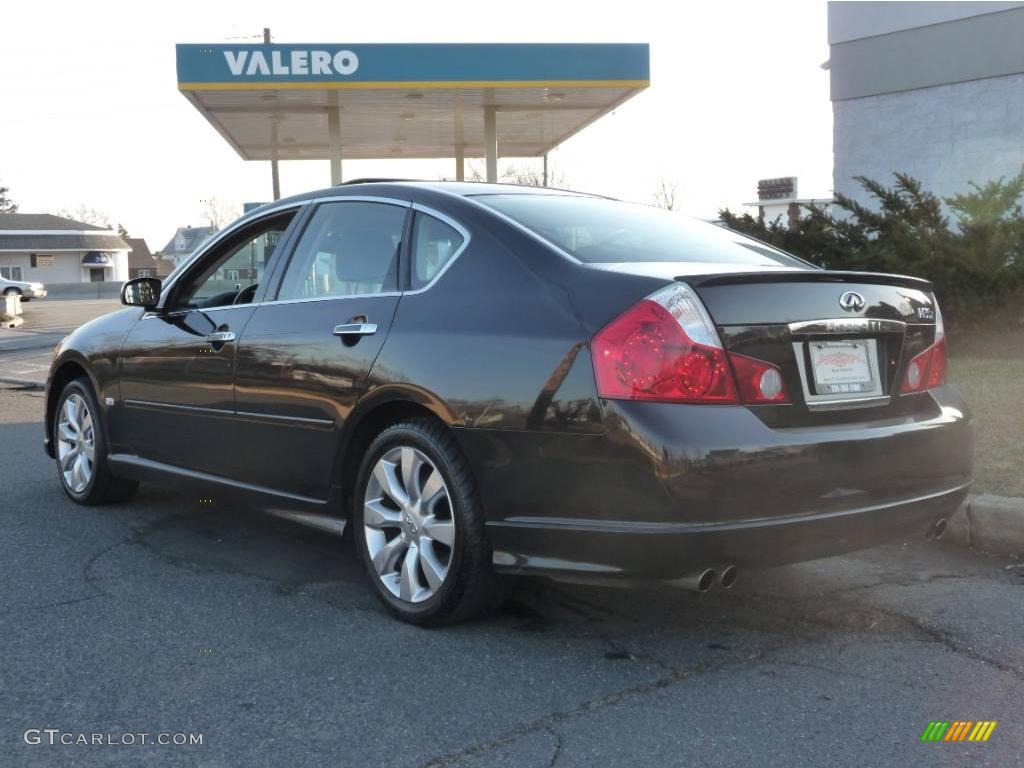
(121, 277), (162, 309)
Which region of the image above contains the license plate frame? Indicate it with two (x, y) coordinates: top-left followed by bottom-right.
(808, 339), (878, 395)
(791, 337), (886, 410)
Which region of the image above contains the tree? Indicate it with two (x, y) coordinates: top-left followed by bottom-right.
(465, 159), (569, 188)
(719, 172), (1024, 326)
(946, 170), (1024, 274)
(503, 161), (569, 189)
(200, 197), (241, 230)
(57, 205), (112, 228)
(0, 182), (17, 214)
(653, 176), (680, 210)
(117, 223), (130, 239)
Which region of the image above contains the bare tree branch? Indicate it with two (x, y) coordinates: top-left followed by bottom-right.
(200, 197), (242, 230)
(57, 205), (112, 227)
(464, 160), (569, 188)
(653, 176), (680, 211)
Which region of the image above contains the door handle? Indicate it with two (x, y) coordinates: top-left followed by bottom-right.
(333, 323), (378, 337)
(206, 330), (236, 343)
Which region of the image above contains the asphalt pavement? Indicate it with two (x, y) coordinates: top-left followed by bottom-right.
(0, 299), (120, 385)
(1, 385), (1022, 767)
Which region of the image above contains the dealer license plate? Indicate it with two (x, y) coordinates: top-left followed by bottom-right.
(809, 340), (876, 395)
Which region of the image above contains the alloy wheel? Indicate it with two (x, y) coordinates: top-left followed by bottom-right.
(57, 393), (95, 494)
(362, 446), (456, 603)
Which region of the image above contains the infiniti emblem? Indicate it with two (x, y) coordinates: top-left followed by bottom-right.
(839, 291), (866, 312)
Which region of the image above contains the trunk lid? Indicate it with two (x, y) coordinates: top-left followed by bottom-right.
(686, 270), (940, 426)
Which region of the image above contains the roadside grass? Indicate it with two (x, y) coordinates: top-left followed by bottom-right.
(948, 327), (1024, 498)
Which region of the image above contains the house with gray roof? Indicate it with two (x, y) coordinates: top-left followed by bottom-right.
(0, 214), (130, 286)
(158, 225), (216, 268)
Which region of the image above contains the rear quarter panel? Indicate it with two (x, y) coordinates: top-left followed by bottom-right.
(368, 196), (619, 435)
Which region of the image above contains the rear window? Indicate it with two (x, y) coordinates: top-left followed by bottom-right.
(474, 194), (810, 268)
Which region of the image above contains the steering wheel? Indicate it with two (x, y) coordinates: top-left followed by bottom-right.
(233, 283), (258, 305)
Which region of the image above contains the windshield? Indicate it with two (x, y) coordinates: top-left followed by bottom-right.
(474, 194), (811, 269)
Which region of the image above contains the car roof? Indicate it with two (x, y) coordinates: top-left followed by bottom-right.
(260, 180), (592, 211)
(365, 180), (588, 197)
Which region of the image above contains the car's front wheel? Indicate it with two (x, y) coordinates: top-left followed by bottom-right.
(4, 287), (20, 298)
(353, 418), (497, 625)
(54, 378), (138, 505)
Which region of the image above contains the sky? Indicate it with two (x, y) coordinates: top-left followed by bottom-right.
(0, 0), (833, 248)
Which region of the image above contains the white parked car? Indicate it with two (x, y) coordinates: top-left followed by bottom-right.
(0, 275), (46, 301)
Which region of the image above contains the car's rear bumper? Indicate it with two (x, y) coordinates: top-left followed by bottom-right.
(457, 385), (974, 581)
(487, 483), (967, 581)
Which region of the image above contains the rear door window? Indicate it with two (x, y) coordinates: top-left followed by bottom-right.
(277, 201), (407, 300)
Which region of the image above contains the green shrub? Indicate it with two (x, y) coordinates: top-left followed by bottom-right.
(720, 172), (1024, 327)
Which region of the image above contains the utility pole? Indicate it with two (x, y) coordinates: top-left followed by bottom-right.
(265, 27), (281, 201)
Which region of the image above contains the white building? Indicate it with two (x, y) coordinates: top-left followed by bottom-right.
(0, 214), (129, 285)
(743, 177), (832, 228)
(829, 1), (1024, 206)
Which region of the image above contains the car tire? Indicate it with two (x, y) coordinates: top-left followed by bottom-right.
(54, 377), (139, 505)
(4, 288), (20, 298)
(353, 418), (497, 625)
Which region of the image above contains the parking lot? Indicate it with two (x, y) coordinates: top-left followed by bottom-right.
(0, 299), (120, 385)
(1, 380), (1021, 766)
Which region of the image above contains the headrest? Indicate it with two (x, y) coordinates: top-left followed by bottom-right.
(331, 228), (397, 282)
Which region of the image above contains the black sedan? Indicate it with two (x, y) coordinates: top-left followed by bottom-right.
(45, 181), (973, 624)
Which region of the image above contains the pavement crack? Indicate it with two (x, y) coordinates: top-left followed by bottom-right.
(766, 658), (928, 690)
(82, 509), (214, 595)
(545, 726), (563, 768)
(0, 592), (106, 617)
(876, 606), (1024, 680)
(420, 654), (748, 768)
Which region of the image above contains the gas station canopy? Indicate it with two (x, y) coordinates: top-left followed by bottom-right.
(176, 43), (649, 184)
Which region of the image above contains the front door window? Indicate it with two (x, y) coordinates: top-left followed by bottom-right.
(174, 213), (294, 309)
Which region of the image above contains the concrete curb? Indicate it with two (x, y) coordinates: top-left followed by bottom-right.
(43, 284), (124, 300)
(947, 494), (1024, 557)
(0, 376), (45, 391)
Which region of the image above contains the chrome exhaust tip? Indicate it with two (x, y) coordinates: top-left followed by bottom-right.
(717, 564), (738, 589)
(673, 568), (715, 593)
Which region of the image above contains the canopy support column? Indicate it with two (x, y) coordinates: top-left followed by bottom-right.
(265, 27), (280, 199)
(454, 145), (465, 181)
(484, 106), (498, 183)
(271, 155), (281, 200)
(328, 107), (343, 185)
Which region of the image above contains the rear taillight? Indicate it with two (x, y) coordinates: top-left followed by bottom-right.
(728, 353), (789, 403)
(593, 284), (737, 403)
(593, 284), (791, 405)
(900, 302), (947, 393)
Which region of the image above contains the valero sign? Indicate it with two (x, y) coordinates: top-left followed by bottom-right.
(176, 43), (651, 90)
(223, 49), (359, 78)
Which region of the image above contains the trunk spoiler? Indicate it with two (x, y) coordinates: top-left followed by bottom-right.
(683, 270), (933, 292)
